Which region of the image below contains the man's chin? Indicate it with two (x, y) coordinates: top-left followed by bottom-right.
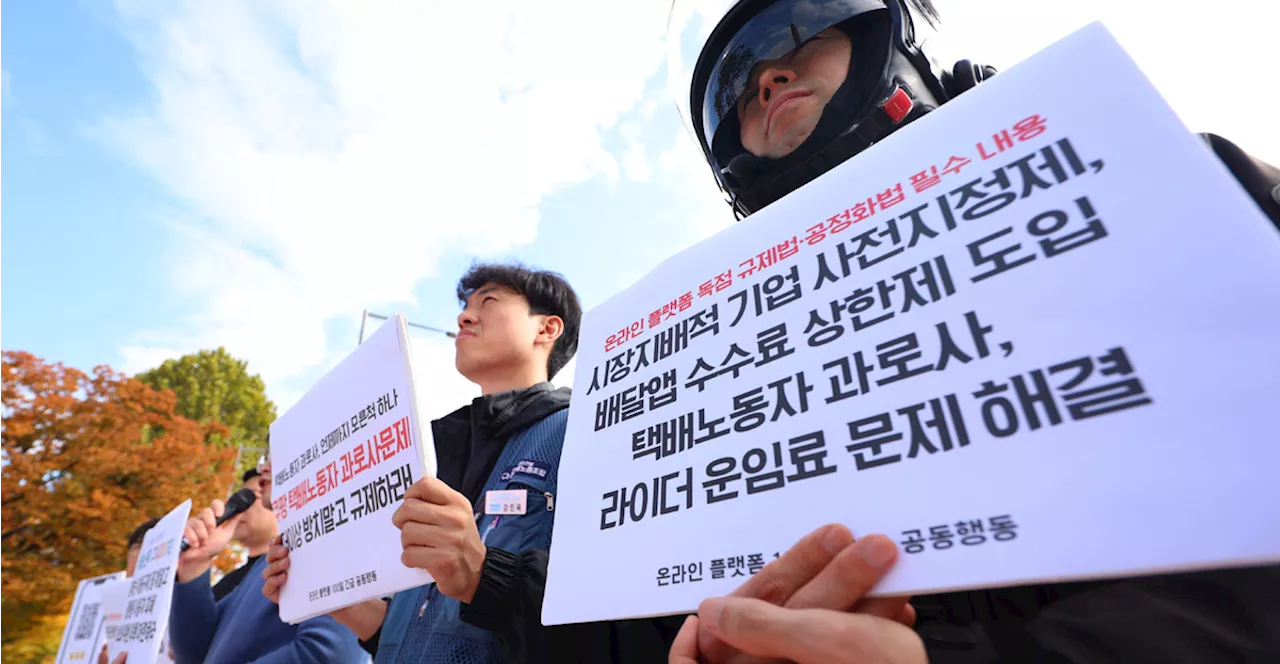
(769, 127), (817, 159)
(455, 358), (485, 385)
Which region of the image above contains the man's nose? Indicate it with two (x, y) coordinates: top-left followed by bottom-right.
(457, 309), (476, 330)
(757, 67), (795, 106)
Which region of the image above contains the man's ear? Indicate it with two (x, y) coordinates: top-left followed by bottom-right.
(537, 315), (564, 346)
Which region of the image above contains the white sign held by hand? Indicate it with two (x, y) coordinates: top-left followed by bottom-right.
(543, 22), (1280, 625)
(103, 500), (190, 663)
(271, 313), (436, 624)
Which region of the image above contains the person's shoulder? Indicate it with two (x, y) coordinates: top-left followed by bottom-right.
(524, 406), (570, 441)
(1198, 133), (1280, 228)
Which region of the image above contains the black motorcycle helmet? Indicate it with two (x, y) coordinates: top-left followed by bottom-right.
(667, 0), (996, 219)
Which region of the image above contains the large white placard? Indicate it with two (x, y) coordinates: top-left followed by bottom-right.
(53, 571), (126, 664)
(271, 314), (435, 624)
(103, 500), (190, 663)
(543, 22), (1280, 625)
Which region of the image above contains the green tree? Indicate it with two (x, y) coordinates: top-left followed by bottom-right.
(136, 347), (276, 473)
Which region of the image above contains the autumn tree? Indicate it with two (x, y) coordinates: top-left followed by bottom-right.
(135, 347), (277, 474)
(2, 351), (238, 663)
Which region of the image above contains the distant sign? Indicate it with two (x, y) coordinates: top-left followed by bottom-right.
(54, 571), (126, 664)
(543, 22), (1280, 625)
(103, 500), (190, 663)
(98, 578), (131, 658)
(271, 314), (435, 624)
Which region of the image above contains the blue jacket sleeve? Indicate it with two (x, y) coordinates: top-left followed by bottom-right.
(247, 613), (365, 664)
(169, 569), (221, 663)
(460, 548), (687, 664)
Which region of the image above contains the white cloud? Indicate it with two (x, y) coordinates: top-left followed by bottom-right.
(101, 0), (673, 406)
(119, 344), (190, 375)
(103, 0), (1277, 411)
(408, 334), (478, 423)
(622, 143), (651, 182)
(934, 0), (1280, 165)
(657, 130), (737, 246)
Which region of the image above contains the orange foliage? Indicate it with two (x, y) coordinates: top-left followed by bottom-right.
(212, 543), (248, 578)
(2, 351), (238, 661)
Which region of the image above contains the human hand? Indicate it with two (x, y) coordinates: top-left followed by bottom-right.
(261, 534), (388, 638)
(672, 595), (927, 664)
(330, 598), (390, 641)
(98, 644), (127, 664)
(261, 534), (289, 604)
(391, 477), (486, 603)
(177, 498), (243, 582)
(673, 526), (917, 664)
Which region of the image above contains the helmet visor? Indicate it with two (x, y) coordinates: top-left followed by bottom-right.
(694, 0), (884, 151)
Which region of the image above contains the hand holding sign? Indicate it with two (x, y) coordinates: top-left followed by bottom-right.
(178, 499), (244, 582)
(98, 644), (126, 664)
(673, 599), (926, 664)
(262, 534), (290, 605)
(674, 525), (917, 664)
(391, 477), (486, 603)
(262, 534), (390, 639)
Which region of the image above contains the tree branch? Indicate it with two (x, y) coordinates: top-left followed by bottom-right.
(2, 523), (30, 541)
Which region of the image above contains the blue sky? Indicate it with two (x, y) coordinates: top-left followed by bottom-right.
(5, 0), (1278, 415)
(3, 0), (736, 412)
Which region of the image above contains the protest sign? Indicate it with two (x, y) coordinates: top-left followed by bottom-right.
(53, 571), (126, 664)
(102, 500), (190, 663)
(98, 577), (131, 657)
(543, 21), (1280, 625)
(271, 313), (434, 624)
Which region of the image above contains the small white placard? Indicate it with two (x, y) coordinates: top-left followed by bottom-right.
(98, 577), (131, 657)
(53, 571), (126, 664)
(103, 500), (191, 663)
(271, 314), (436, 624)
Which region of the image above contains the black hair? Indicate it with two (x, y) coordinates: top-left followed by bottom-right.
(127, 518), (160, 550)
(242, 467), (262, 483)
(908, 0), (941, 26)
(457, 262), (582, 380)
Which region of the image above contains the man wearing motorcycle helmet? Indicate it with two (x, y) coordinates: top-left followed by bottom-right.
(667, 0), (1280, 661)
(671, 0), (1279, 224)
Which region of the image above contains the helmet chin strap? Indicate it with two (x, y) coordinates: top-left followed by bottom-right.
(946, 59), (998, 96)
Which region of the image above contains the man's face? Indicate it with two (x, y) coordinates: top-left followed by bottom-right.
(454, 283), (544, 383)
(738, 27), (852, 159)
(126, 544), (141, 577)
(233, 474), (276, 542)
(257, 457), (273, 509)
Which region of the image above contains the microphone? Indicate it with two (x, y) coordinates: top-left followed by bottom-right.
(180, 488), (258, 551)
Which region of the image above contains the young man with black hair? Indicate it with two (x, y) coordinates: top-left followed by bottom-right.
(125, 518), (160, 577)
(264, 261), (596, 663)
